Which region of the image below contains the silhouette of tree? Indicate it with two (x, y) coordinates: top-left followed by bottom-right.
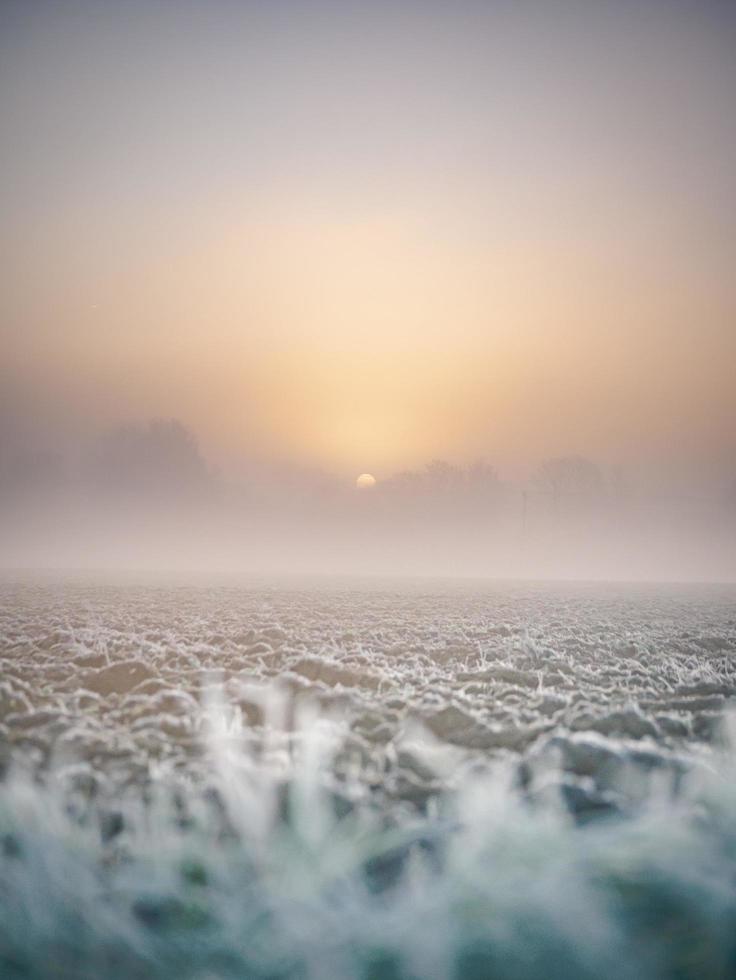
(380, 458), (502, 522)
(531, 456), (604, 522)
(86, 419), (209, 500)
(533, 455), (604, 498)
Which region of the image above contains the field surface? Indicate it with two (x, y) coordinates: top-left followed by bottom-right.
(1, 579), (735, 979)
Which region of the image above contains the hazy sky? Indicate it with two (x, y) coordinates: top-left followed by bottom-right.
(2, 0), (735, 479)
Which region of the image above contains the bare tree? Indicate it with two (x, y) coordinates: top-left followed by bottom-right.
(533, 456), (604, 515)
(86, 419), (210, 501)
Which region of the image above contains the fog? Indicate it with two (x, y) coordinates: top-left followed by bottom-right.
(1, 0), (735, 581)
(0, 419), (733, 582)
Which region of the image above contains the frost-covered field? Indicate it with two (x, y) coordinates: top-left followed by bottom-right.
(1, 579), (736, 979)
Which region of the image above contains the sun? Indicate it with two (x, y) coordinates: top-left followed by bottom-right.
(356, 473), (376, 489)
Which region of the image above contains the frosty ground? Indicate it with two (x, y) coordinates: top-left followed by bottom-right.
(1, 578), (735, 979)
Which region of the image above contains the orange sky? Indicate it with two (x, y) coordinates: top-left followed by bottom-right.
(2, 0), (735, 479)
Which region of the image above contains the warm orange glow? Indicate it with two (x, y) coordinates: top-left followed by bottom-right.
(3, 1), (734, 482)
(356, 473), (376, 489)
